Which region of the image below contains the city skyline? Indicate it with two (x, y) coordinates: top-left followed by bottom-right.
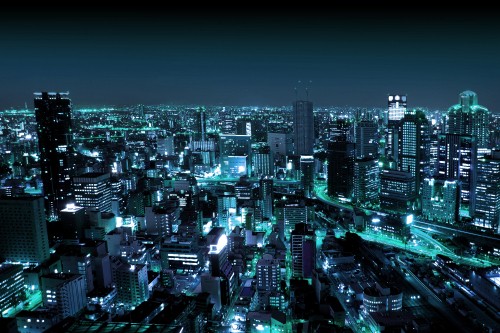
(1, 6), (500, 111)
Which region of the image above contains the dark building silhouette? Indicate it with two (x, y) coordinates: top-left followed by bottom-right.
(34, 92), (74, 220)
(327, 141), (355, 199)
(293, 100), (314, 155)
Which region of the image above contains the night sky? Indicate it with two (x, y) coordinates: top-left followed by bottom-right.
(1, 6), (500, 111)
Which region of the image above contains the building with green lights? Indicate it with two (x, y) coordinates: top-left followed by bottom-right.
(421, 178), (460, 225)
(291, 223), (316, 279)
(355, 119), (378, 159)
(448, 90), (490, 149)
(327, 141), (355, 200)
(379, 169), (415, 212)
(0, 264), (24, 315)
(475, 150), (500, 232)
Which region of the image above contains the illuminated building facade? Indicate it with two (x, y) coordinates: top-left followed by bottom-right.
(396, 110), (431, 195)
(293, 100), (314, 155)
(113, 263), (149, 308)
(0, 264), (24, 314)
(421, 178), (459, 224)
(448, 90), (490, 149)
(386, 94), (407, 158)
(354, 157), (380, 206)
(388, 94), (407, 121)
(475, 151), (500, 232)
(437, 134), (477, 217)
(72, 172), (112, 212)
(219, 134), (251, 177)
(160, 236), (203, 273)
(259, 176), (273, 219)
(208, 227), (236, 305)
(41, 273), (87, 319)
(363, 282), (403, 313)
(291, 223), (315, 279)
(379, 169), (415, 212)
(0, 196), (49, 265)
(34, 92), (74, 220)
(252, 144), (273, 177)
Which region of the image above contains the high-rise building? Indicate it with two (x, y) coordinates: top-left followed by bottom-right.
(259, 176), (273, 219)
(354, 157), (380, 206)
(252, 145), (273, 177)
(385, 94), (407, 158)
(0, 196), (49, 265)
(267, 132), (293, 158)
(193, 107), (207, 141)
(113, 263), (149, 308)
(437, 134), (477, 217)
(387, 94), (407, 121)
(293, 100), (314, 155)
(207, 227), (236, 306)
(421, 178), (460, 224)
(291, 223), (315, 279)
(34, 92), (74, 220)
(0, 264), (24, 314)
(145, 206), (179, 238)
(41, 273), (87, 319)
(379, 169), (416, 212)
(72, 172), (112, 212)
(448, 91), (490, 149)
(355, 120), (378, 159)
(300, 155), (315, 198)
(475, 150), (500, 232)
(327, 141), (355, 200)
(219, 134), (252, 177)
(256, 254), (280, 292)
(396, 110), (431, 194)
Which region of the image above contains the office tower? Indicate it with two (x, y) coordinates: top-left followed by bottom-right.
(219, 134), (252, 177)
(72, 172), (112, 212)
(387, 94), (407, 121)
(34, 92), (74, 220)
(256, 254), (280, 292)
(60, 253), (94, 293)
(217, 192), (237, 230)
(113, 263), (149, 308)
(396, 110), (431, 194)
(195, 107), (207, 141)
(421, 178), (460, 224)
(0, 264), (24, 314)
(363, 282), (403, 313)
(291, 223), (316, 279)
(259, 176), (273, 219)
(327, 141), (355, 199)
(293, 100), (314, 155)
(145, 206), (179, 238)
(252, 145), (273, 177)
(385, 94), (407, 158)
(475, 150), (500, 232)
(448, 91), (490, 149)
(437, 134), (477, 217)
(300, 155), (315, 198)
(236, 118), (252, 136)
(41, 273), (87, 319)
(207, 227), (236, 305)
(332, 118), (354, 142)
(160, 236), (203, 273)
(355, 120), (378, 159)
(379, 169), (416, 211)
(267, 132), (293, 158)
(354, 157), (380, 206)
(0, 196), (49, 265)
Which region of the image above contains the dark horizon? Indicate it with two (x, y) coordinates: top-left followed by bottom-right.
(1, 6), (500, 111)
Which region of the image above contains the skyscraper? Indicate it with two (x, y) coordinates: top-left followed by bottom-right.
(34, 92), (74, 220)
(387, 94), (407, 121)
(291, 223), (315, 279)
(72, 172), (112, 212)
(448, 91), (490, 149)
(355, 120), (378, 159)
(385, 94), (407, 158)
(421, 178), (460, 224)
(300, 155), (315, 198)
(41, 273), (87, 319)
(0, 196), (49, 265)
(396, 110), (431, 194)
(437, 134), (477, 217)
(475, 150), (500, 232)
(327, 141), (355, 199)
(354, 157), (380, 206)
(293, 100), (314, 155)
(207, 227), (236, 305)
(259, 176), (273, 219)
